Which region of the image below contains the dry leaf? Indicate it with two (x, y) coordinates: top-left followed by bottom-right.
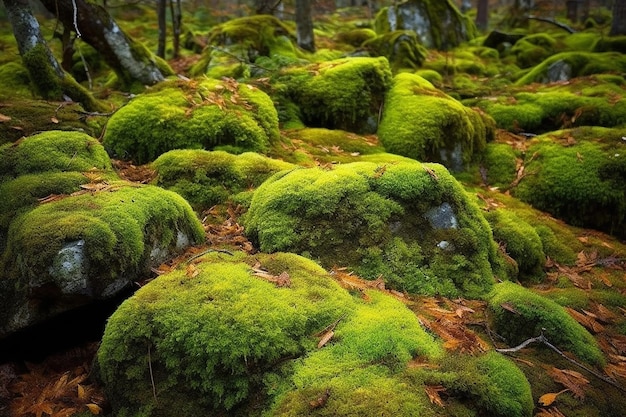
(0, 113), (11, 122)
(51, 116), (59, 124)
(424, 385), (446, 407)
(186, 263), (199, 278)
(317, 330), (334, 349)
(77, 383), (86, 399)
(309, 388), (331, 409)
(547, 367), (589, 399)
(538, 389), (568, 407)
(86, 403), (102, 414)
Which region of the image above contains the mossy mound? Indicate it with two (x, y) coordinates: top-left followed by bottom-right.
(512, 128), (626, 239)
(516, 52), (626, 85)
(103, 78), (279, 163)
(484, 209), (546, 281)
(96, 252), (358, 415)
(509, 34), (556, 69)
(280, 56), (392, 133)
(488, 281), (605, 367)
(466, 77), (626, 133)
(374, 0), (476, 50)
(480, 142), (519, 188)
(0, 61), (32, 100)
(362, 30), (428, 72)
(152, 149), (294, 211)
(378, 73), (495, 171)
(244, 161), (501, 298)
(333, 28), (377, 47)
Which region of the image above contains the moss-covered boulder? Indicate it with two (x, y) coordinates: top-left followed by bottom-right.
(488, 281), (605, 367)
(374, 0), (476, 50)
(96, 252), (356, 415)
(378, 73), (495, 171)
(152, 149), (294, 210)
(244, 161), (502, 298)
(466, 76), (626, 133)
(512, 127), (626, 239)
(103, 77), (280, 163)
(280, 57), (392, 133)
(362, 30), (427, 72)
(191, 15), (303, 79)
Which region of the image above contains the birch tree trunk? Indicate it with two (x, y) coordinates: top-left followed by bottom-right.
(38, 0), (171, 88)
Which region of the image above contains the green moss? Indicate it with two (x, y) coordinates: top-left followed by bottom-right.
(513, 130), (626, 238)
(333, 28), (377, 47)
(362, 31), (427, 72)
(378, 73), (493, 171)
(485, 209), (546, 281)
(1, 184), (205, 286)
(481, 143), (518, 188)
(0, 62), (32, 99)
(281, 57), (392, 133)
(510, 38), (553, 69)
(244, 161), (499, 297)
(593, 35), (626, 53)
(414, 68), (443, 86)
(97, 252), (357, 415)
(488, 281), (605, 366)
(152, 149), (294, 211)
(103, 78), (279, 163)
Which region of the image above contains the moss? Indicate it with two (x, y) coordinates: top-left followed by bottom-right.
(510, 38), (553, 69)
(362, 31), (427, 72)
(1, 184), (205, 289)
(103, 78), (279, 163)
(414, 68), (443, 86)
(378, 73), (493, 171)
(0, 131), (112, 179)
(484, 209), (546, 281)
(244, 161), (499, 298)
(280, 57), (392, 133)
(97, 252), (357, 415)
(488, 281), (605, 367)
(152, 149), (294, 211)
(269, 291), (442, 416)
(0, 62), (32, 99)
(481, 142), (518, 188)
(513, 130), (626, 238)
(593, 35), (626, 53)
(333, 28), (377, 47)
(515, 52), (626, 85)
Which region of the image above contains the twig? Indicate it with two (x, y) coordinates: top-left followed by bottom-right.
(186, 248), (234, 264)
(209, 46), (273, 72)
(496, 331), (626, 392)
(316, 312), (348, 336)
(148, 344), (158, 403)
(527, 16), (576, 33)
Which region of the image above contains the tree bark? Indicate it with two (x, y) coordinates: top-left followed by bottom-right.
(2, 0), (101, 111)
(610, 0), (626, 36)
(39, 0), (170, 88)
(157, 0), (167, 58)
(476, 0), (489, 31)
(295, 0), (315, 52)
(171, 0), (182, 58)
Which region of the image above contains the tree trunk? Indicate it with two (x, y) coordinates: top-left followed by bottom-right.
(157, 0), (167, 58)
(171, 0), (182, 58)
(39, 0), (170, 88)
(2, 0), (101, 111)
(476, 0), (489, 31)
(295, 0), (315, 52)
(610, 0), (626, 36)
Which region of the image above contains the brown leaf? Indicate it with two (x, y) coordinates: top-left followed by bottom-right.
(500, 302), (519, 314)
(424, 385), (446, 407)
(538, 389), (568, 407)
(86, 403), (103, 414)
(186, 263), (199, 278)
(547, 367), (589, 399)
(565, 307), (604, 333)
(0, 112), (11, 122)
(51, 116), (59, 124)
(317, 330), (334, 349)
(309, 388), (331, 409)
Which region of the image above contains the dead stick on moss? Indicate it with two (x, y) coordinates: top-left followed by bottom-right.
(148, 344), (158, 403)
(185, 248), (234, 264)
(496, 331), (626, 392)
(527, 16), (576, 34)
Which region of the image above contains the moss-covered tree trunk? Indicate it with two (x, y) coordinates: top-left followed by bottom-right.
(39, 0), (171, 88)
(295, 0), (315, 52)
(2, 0), (102, 111)
(610, 0), (626, 36)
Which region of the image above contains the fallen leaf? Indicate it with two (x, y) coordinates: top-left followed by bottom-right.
(309, 388), (331, 409)
(547, 367), (588, 399)
(0, 113), (11, 122)
(538, 389), (568, 407)
(186, 263), (199, 278)
(424, 385), (446, 407)
(86, 403), (102, 414)
(317, 330), (334, 349)
(51, 116), (59, 124)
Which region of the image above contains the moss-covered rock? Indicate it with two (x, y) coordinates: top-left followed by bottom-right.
(378, 73), (494, 171)
(374, 0), (476, 50)
(280, 57), (392, 133)
(362, 30), (427, 72)
(481, 142), (519, 188)
(96, 252), (358, 415)
(103, 78), (280, 163)
(0, 61), (32, 100)
(484, 209), (546, 281)
(333, 27), (377, 47)
(152, 149), (294, 211)
(244, 161), (501, 297)
(512, 127), (626, 239)
(488, 281), (605, 367)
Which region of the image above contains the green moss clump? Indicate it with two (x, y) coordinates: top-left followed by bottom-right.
(103, 78), (279, 163)
(488, 281), (605, 366)
(0, 131), (112, 179)
(281, 57), (392, 133)
(245, 161), (499, 297)
(362, 31), (427, 72)
(97, 252), (357, 415)
(510, 38), (553, 69)
(333, 28), (377, 47)
(513, 129), (626, 238)
(1, 184), (205, 290)
(152, 149), (294, 210)
(481, 142), (518, 188)
(0, 62), (32, 100)
(378, 73), (494, 171)
(485, 209), (546, 281)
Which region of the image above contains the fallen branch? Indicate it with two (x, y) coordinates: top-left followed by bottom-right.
(496, 331), (625, 392)
(527, 16), (576, 33)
